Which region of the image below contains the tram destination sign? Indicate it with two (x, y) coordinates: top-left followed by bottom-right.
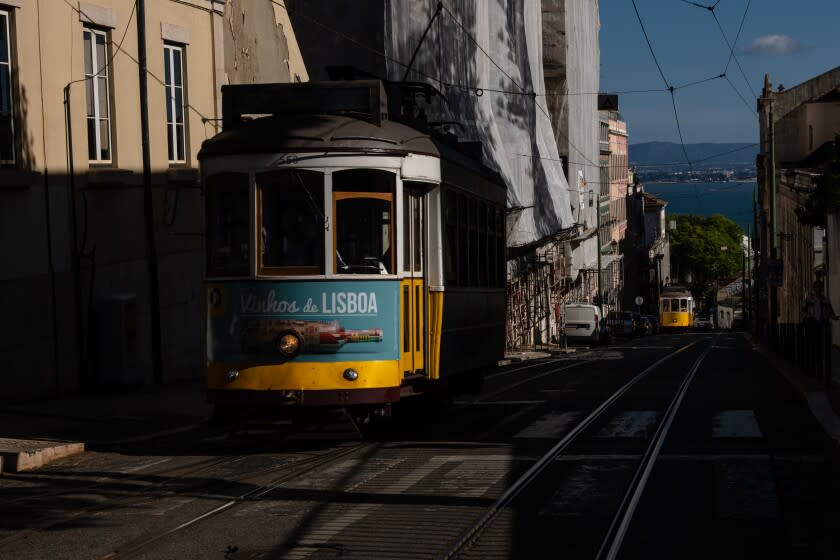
(207, 281), (400, 363)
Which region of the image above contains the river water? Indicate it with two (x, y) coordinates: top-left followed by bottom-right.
(643, 181), (756, 234)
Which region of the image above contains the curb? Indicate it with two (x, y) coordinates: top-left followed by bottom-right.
(0, 438), (85, 474)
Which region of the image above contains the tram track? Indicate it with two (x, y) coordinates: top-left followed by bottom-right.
(95, 442), (370, 560)
(0, 452), (254, 548)
(442, 337), (713, 559)
(0, 420), (346, 550)
(1, 337), (703, 560)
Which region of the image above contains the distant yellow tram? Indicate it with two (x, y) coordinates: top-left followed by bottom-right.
(659, 286), (695, 330)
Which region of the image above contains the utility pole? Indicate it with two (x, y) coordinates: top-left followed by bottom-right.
(137, 0), (164, 384)
(596, 192), (603, 315)
(769, 99), (778, 344)
(752, 184), (759, 333)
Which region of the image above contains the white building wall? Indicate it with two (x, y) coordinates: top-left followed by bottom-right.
(384, 0), (575, 247)
(564, 0), (600, 231)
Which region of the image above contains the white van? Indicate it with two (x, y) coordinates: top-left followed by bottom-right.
(562, 303), (607, 344)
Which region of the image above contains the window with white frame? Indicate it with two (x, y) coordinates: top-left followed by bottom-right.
(83, 26), (112, 162)
(0, 9), (14, 164)
(163, 43), (186, 163)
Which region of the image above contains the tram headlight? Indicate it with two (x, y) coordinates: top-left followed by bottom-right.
(343, 368), (359, 381)
(276, 331), (303, 358)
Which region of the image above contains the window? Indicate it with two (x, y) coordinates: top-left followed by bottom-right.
(83, 27), (112, 162)
(206, 173), (250, 277)
(164, 43), (186, 163)
(0, 9), (14, 164)
(333, 169), (395, 275)
(258, 170), (324, 275)
(441, 186), (505, 288)
(444, 188), (458, 283)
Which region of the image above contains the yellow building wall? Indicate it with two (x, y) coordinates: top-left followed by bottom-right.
(0, 0), (308, 401)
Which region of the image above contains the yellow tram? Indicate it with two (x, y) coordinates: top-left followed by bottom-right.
(659, 286), (695, 330)
(199, 81), (507, 420)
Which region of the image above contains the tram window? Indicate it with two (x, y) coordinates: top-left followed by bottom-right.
(403, 193), (411, 272)
(333, 170), (395, 274)
(402, 190), (423, 273)
(670, 298), (680, 312)
(680, 298), (688, 312)
(477, 202), (487, 287)
(458, 193), (469, 285)
(444, 188), (458, 283)
(413, 195), (422, 272)
(662, 299), (670, 312)
(258, 170), (325, 275)
(468, 198), (481, 286)
(334, 196), (393, 274)
(206, 173), (250, 277)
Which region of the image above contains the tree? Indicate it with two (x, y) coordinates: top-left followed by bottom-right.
(669, 214), (744, 301)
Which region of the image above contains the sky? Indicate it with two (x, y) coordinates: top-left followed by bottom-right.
(599, 0), (840, 144)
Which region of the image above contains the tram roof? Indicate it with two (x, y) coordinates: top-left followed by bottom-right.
(197, 113), (506, 187)
(197, 114), (440, 160)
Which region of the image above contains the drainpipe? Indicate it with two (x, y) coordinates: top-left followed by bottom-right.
(770, 100), (779, 343)
(63, 85), (86, 388)
(137, 0), (164, 384)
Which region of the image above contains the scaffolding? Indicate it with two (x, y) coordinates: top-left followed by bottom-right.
(505, 239), (624, 352)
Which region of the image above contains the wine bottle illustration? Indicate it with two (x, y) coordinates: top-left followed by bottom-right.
(241, 319), (383, 355)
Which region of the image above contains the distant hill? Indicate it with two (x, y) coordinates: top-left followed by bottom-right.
(630, 141), (756, 168)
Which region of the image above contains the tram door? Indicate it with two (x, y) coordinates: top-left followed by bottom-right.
(401, 189), (425, 376)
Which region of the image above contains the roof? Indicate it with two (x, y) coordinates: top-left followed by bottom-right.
(642, 191), (667, 209)
(198, 114), (440, 160)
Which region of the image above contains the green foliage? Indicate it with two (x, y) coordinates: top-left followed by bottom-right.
(797, 135), (840, 227)
(669, 213), (744, 300)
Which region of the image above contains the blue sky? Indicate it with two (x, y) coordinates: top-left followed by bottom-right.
(599, 0), (840, 144)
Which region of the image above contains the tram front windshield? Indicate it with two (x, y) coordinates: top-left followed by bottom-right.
(333, 169), (394, 275)
(335, 197), (392, 274)
(206, 168), (396, 276)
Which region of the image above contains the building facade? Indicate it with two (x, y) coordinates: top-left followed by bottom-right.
(623, 188), (670, 312)
(0, 0), (306, 401)
(756, 68), (840, 390)
(597, 94), (628, 314)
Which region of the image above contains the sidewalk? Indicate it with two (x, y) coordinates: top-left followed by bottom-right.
(0, 382), (211, 473)
(746, 332), (840, 445)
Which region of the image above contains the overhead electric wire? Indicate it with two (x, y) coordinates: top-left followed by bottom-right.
(673, 73), (725, 90)
(65, 0), (215, 133)
(439, 1), (601, 169)
(277, 0), (753, 202)
(724, 0), (752, 77)
(63, 0), (137, 84)
(710, 9), (757, 99)
(679, 0), (757, 105)
(440, 2), (525, 93)
(629, 0), (696, 211)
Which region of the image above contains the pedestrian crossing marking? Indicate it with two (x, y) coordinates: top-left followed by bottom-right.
(514, 411), (583, 439)
(713, 410), (762, 438)
(596, 410), (660, 438)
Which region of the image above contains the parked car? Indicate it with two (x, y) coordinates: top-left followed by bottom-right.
(632, 312), (648, 336)
(562, 303), (609, 345)
(644, 314), (660, 334)
(694, 315), (713, 329)
(607, 311), (635, 336)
